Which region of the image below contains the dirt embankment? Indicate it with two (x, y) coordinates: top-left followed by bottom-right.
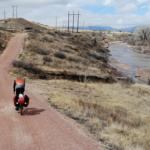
(12, 29), (119, 83)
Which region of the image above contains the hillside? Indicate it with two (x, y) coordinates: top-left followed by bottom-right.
(80, 26), (136, 33)
(12, 27), (118, 82)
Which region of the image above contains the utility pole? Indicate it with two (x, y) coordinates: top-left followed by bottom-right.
(67, 11), (80, 33)
(12, 5), (15, 18)
(12, 5), (18, 18)
(55, 16), (58, 30)
(4, 9), (6, 20)
(72, 11), (75, 33)
(68, 11), (70, 32)
(15, 5), (18, 18)
(77, 12), (80, 33)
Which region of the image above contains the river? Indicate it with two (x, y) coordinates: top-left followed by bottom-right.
(109, 42), (150, 83)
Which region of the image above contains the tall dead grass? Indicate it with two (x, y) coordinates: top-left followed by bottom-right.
(37, 80), (150, 150)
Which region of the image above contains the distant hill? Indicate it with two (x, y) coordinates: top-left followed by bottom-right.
(119, 27), (136, 33)
(80, 26), (137, 33)
(80, 26), (117, 31)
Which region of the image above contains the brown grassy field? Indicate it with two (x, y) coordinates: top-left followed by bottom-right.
(27, 79), (150, 150)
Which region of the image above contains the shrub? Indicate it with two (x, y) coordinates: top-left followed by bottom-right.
(54, 52), (66, 59)
(12, 60), (48, 79)
(60, 48), (72, 53)
(13, 60), (40, 73)
(32, 47), (50, 55)
(43, 56), (52, 62)
(87, 51), (108, 62)
(41, 36), (54, 43)
(68, 55), (82, 63)
(134, 27), (150, 45)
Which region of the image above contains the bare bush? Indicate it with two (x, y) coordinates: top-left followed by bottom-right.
(12, 60), (48, 79)
(87, 51), (108, 62)
(41, 35), (54, 43)
(54, 52), (66, 59)
(67, 55), (82, 63)
(134, 26), (150, 46)
(13, 60), (41, 73)
(43, 56), (52, 62)
(31, 47), (50, 55)
(43, 56), (53, 65)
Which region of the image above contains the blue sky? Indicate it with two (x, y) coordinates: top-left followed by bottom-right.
(0, 0), (150, 28)
(83, 5), (116, 15)
(84, 1), (150, 15)
(137, 5), (149, 15)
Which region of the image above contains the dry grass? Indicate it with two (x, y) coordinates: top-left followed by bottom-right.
(28, 80), (150, 150)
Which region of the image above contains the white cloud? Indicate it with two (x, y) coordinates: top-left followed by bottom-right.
(118, 3), (137, 13)
(0, 0), (150, 28)
(103, 0), (113, 6)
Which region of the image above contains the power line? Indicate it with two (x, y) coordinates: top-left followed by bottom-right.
(12, 5), (18, 18)
(15, 5), (18, 18)
(67, 11), (80, 33)
(3, 9), (6, 20)
(12, 5), (15, 18)
(55, 16), (58, 30)
(72, 11), (75, 33)
(68, 11), (70, 32)
(77, 12), (80, 33)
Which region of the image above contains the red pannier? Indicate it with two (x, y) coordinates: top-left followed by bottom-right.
(13, 95), (30, 107)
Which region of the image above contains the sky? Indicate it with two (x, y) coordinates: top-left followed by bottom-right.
(0, 0), (150, 28)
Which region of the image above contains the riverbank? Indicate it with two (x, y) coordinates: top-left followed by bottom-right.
(109, 42), (150, 84)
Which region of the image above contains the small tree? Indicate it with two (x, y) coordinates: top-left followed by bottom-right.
(134, 26), (150, 46)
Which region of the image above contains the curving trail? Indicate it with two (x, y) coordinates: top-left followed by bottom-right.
(0, 33), (101, 150)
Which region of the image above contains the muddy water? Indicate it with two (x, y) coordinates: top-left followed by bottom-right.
(109, 42), (150, 83)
